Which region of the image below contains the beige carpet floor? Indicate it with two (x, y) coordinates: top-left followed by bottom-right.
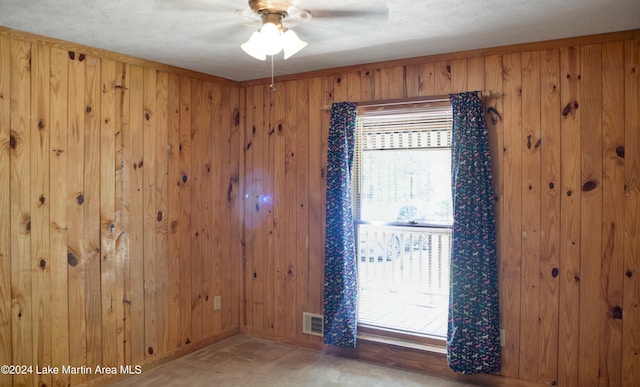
(109, 335), (480, 387)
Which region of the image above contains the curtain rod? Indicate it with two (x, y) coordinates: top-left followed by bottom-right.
(319, 90), (502, 111)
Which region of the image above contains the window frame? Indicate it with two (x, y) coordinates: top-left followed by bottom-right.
(353, 97), (453, 346)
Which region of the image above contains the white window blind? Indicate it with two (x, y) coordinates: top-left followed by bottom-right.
(357, 102), (453, 151)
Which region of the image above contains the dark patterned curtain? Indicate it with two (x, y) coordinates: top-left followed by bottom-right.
(447, 92), (501, 374)
(323, 102), (358, 348)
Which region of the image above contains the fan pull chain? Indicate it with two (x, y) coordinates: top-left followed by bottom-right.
(269, 55), (276, 91)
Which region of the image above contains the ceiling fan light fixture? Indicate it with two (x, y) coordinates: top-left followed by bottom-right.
(282, 29), (307, 60)
(259, 22), (283, 55)
(241, 4), (307, 60)
(241, 31), (267, 60)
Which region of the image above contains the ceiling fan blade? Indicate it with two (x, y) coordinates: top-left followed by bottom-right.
(153, 0), (254, 18)
(305, 8), (388, 19)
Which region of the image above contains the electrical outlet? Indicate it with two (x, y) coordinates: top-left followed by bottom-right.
(214, 295), (221, 311)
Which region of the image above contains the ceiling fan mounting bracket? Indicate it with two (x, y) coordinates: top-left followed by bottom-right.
(248, 0), (311, 24)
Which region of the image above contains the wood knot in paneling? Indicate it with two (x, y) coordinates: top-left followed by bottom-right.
(157, 211), (163, 222)
(38, 195), (46, 206)
(39, 259), (46, 269)
(233, 109), (240, 126)
(79, 53), (85, 62)
(77, 193), (84, 205)
(582, 180), (597, 192)
(616, 146), (625, 158)
(9, 134), (17, 149)
(551, 267), (559, 278)
(68, 252), (78, 267)
(148, 347), (154, 355)
(626, 269), (634, 278)
(38, 119), (45, 130)
(562, 101), (579, 117)
(610, 306), (623, 320)
(68, 51), (75, 60)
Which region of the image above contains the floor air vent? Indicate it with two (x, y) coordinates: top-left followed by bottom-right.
(303, 312), (324, 336)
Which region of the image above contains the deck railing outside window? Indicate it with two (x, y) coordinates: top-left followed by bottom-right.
(357, 223), (451, 337)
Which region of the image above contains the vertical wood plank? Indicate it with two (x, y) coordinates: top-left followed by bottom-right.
(155, 70), (169, 351)
(125, 64), (145, 364)
(84, 55), (103, 370)
(501, 52), (523, 378)
(334, 72), (348, 101)
(467, 56), (485, 91)
(272, 82), (286, 336)
(49, 46), (71, 387)
(31, 42), (52, 387)
(578, 44), (604, 387)
(114, 61), (128, 367)
(307, 77), (324, 318)
(178, 75), (192, 347)
(190, 78), (204, 342)
(207, 81), (223, 335)
(417, 63), (436, 97)
(434, 60), (451, 95)
(10, 37), (33, 387)
(217, 84), (233, 332)
(227, 85), (241, 331)
(99, 58), (117, 368)
(345, 71), (361, 102)
(284, 80), (298, 336)
(0, 35), (11, 387)
(242, 83), (254, 330)
(600, 40), (624, 387)
(166, 72), (181, 349)
(404, 64), (419, 97)
(200, 81), (215, 338)
(519, 50), (541, 382)
(622, 38), (640, 387)
(538, 47), (561, 385)
(261, 84), (275, 335)
(450, 58), (468, 93)
(388, 65), (404, 99)
(250, 84), (266, 332)
(483, 53), (506, 377)
(558, 45), (582, 387)
(143, 67), (158, 358)
(360, 69), (372, 101)
(67, 47), (87, 384)
(295, 78), (310, 341)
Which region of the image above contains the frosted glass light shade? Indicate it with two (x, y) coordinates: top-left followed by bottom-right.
(241, 31), (267, 60)
(259, 23), (282, 55)
(282, 29), (307, 60)
(241, 22), (307, 60)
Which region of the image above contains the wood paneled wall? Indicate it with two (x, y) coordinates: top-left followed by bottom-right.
(240, 32), (640, 385)
(0, 30), (242, 386)
(1, 25), (639, 387)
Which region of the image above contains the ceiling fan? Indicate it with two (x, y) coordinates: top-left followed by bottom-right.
(154, 0), (389, 59)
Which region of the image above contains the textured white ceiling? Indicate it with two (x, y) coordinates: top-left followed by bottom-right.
(1, 0), (639, 81)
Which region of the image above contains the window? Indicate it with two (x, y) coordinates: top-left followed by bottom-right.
(354, 99), (453, 342)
